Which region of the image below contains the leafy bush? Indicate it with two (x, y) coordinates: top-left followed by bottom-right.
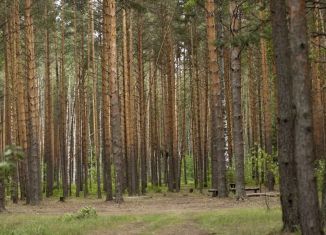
(61, 206), (97, 221)
(77, 206), (97, 219)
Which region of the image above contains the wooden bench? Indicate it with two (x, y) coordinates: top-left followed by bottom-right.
(208, 189), (218, 197)
(247, 192), (280, 197)
(246, 187), (260, 193)
(230, 187), (260, 193)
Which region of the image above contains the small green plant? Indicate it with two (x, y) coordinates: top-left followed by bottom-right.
(61, 206), (97, 221)
(77, 206), (97, 219)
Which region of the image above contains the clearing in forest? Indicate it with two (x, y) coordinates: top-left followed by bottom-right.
(0, 192), (283, 235)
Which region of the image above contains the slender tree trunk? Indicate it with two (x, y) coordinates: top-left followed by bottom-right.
(260, 20), (272, 157)
(72, 1), (81, 197)
(127, 8), (138, 196)
(0, 88), (5, 210)
(9, 2), (19, 203)
(137, 10), (147, 194)
(190, 22), (203, 191)
(190, 61), (198, 189)
(223, 47), (233, 167)
(44, 2), (54, 198)
(14, 0), (28, 200)
(203, 53), (209, 187)
(230, 0), (245, 199)
(166, 20), (178, 192)
(102, 0), (113, 200)
(87, 0), (101, 199)
(122, 6), (131, 195)
(259, 3), (274, 191)
(80, 26), (88, 198)
(156, 68), (162, 187)
(54, 32), (60, 192)
(311, 3), (324, 160)
(59, 0), (68, 198)
(181, 48), (187, 186)
(248, 48), (259, 183)
(195, 27), (203, 192)
(149, 57), (158, 187)
(4, 11), (11, 151)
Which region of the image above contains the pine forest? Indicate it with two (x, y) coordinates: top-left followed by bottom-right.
(0, 0), (325, 234)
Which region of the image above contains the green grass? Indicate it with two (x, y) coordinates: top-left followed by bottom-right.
(0, 214), (134, 235)
(194, 208), (283, 235)
(0, 207), (284, 235)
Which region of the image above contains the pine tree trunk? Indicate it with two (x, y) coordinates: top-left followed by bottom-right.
(149, 58), (158, 187)
(59, 0), (68, 198)
(102, 0), (113, 200)
(259, 4), (274, 191)
(25, 0), (41, 205)
(122, 7), (131, 195)
(166, 22), (178, 192)
(0, 102), (5, 209)
(138, 11), (147, 194)
(54, 33), (60, 192)
(87, 0), (101, 199)
(190, 22), (202, 191)
(105, 0), (124, 203)
(127, 9), (138, 196)
(181, 48), (187, 186)
(270, 0), (299, 232)
(317, 0), (326, 224)
(311, 4), (324, 160)
(9, 2), (19, 203)
(75, 85), (82, 197)
(248, 48), (259, 183)
(288, 0), (323, 234)
(206, 0), (227, 196)
(195, 26), (203, 192)
(44, 2), (54, 198)
(14, 0), (28, 200)
(229, 0), (245, 199)
(260, 32), (272, 156)
(80, 26), (88, 198)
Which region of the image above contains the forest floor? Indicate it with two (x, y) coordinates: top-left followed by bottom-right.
(0, 189), (291, 235)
